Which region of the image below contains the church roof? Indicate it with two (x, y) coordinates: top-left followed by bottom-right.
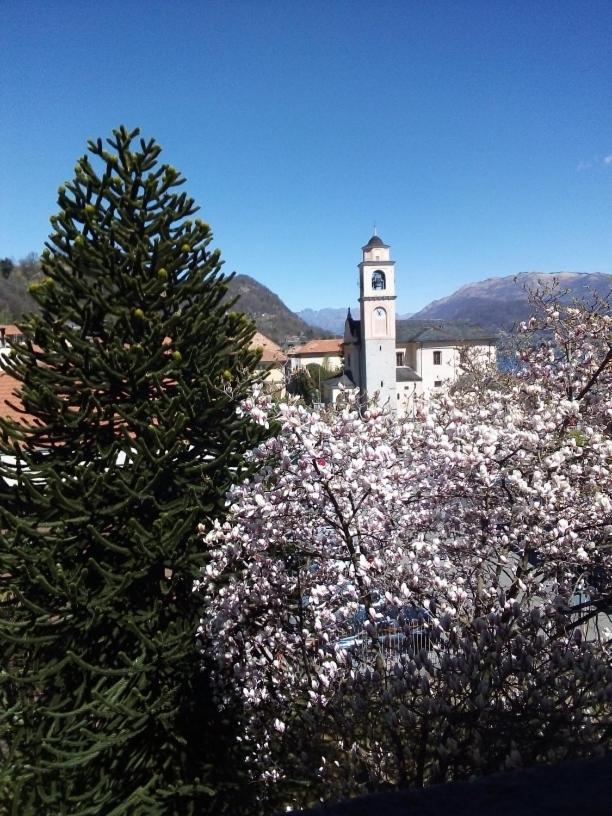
(345, 313), (361, 340)
(344, 317), (494, 344)
(0, 326), (29, 422)
(324, 372), (357, 388)
(363, 234), (389, 250)
(396, 319), (496, 344)
(396, 366), (421, 382)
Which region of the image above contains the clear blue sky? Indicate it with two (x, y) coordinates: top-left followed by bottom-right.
(1, 0), (611, 313)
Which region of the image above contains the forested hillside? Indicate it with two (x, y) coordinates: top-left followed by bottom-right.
(1, 260), (329, 347)
(225, 274), (329, 345)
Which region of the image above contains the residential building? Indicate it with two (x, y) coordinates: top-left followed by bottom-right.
(250, 330), (287, 396)
(287, 338), (343, 373)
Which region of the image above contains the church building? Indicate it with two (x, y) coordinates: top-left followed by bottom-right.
(323, 234), (496, 413)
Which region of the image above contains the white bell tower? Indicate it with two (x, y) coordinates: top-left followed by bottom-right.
(358, 233), (397, 410)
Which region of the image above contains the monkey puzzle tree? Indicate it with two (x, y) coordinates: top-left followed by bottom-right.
(0, 127), (267, 814)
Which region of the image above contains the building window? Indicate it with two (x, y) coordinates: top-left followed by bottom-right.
(397, 393), (400, 400)
(433, 350), (442, 365)
(381, 380), (383, 388)
(434, 380), (442, 388)
(371, 270), (386, 290)
(396, 351), (404, 366)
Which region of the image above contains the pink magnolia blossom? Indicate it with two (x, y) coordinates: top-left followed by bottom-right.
(197, 295), (612, 806)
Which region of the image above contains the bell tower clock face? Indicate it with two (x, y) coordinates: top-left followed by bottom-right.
(372, 306), (387, 336)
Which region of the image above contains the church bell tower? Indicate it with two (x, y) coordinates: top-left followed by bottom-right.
(359, 233), (397, 410)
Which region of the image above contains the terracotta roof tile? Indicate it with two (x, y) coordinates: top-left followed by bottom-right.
(250, 331), (287, 364)
(289, 338), (343, 356)
(0, 367), (27, 422)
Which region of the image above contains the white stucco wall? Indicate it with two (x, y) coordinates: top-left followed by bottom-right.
(256, 363), (286, 396)
(417, 342), (496, 395)
(395, 380), (424, 417)
(323, 381), (359, 406)
(288, 352), (343, 373)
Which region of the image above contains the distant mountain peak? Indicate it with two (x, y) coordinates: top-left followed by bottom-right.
(228, 269), (611, 344)
(413, 271), (611, 332)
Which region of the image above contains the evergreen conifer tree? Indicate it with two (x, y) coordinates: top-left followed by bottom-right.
(0, 127), (267, 814)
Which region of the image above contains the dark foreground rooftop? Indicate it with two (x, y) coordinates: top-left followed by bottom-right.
(287, 753), (612, 816)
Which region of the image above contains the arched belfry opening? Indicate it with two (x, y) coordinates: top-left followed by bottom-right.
(372, 269), (386, 291)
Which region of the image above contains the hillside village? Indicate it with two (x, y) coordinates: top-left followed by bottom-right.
(2, 245), (610, 416)
(0, 237), (496, 416)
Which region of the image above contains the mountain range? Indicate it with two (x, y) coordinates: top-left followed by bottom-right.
(2, 260), (609, 346)
(299, 272), (611, 336)
(411, 271), (611, 332)
(0, 264), (323, 347)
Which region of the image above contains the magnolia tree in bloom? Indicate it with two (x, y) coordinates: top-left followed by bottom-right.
(197, 295), (612, 811)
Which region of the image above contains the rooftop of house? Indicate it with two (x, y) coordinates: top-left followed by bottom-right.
(250, 331), (287, 364)
(0, 326), (28, 422)
(345, 317), (495, 344)
(363, 234), (389, 249)
(289, 338), (343, 357)
(0, 368), (26, 422)
(323, 372), (357, 389)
